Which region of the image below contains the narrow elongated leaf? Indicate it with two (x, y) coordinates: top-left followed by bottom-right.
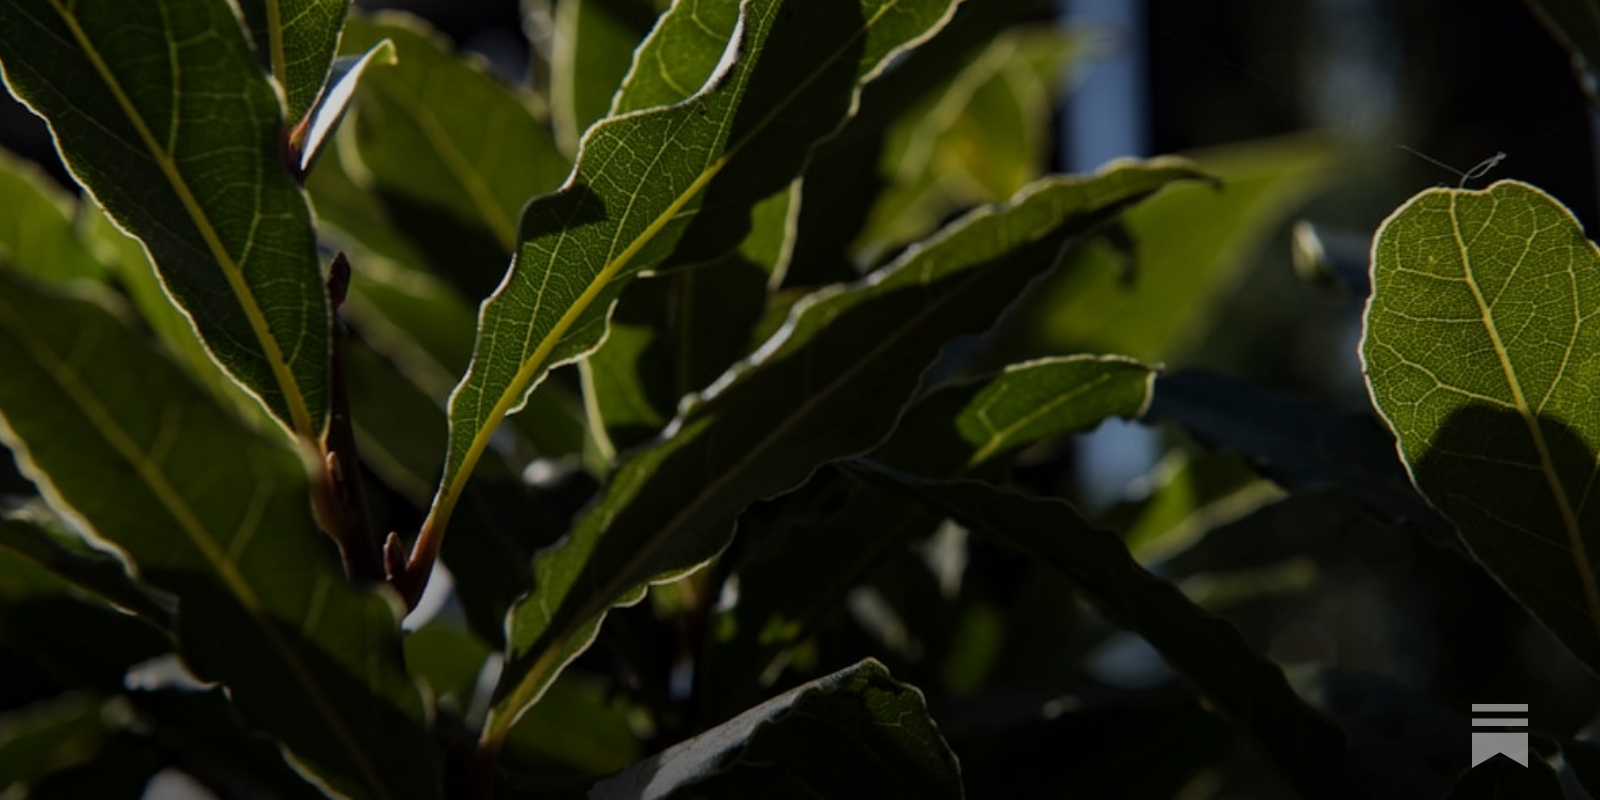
(708, 356), (1153, 709)
(1363, 179), (1600, 674)
(0, 514), (169, 626)
(487, 161), (1202, 748)
(0, 147), (101, 282)
(0, 273), (438, 800)
(591, 659), (960, 800)
(0, 0), (330, 439)
(863, 472), (1364, 800)
(237, 0), (351, 122)
(420, 0), (961, 597)
(340, 13), (569, 299)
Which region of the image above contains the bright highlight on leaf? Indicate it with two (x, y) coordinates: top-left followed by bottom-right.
(1363, 179), (1600, 674)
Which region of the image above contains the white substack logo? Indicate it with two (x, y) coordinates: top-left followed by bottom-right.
(1471, 704), (1529, 767)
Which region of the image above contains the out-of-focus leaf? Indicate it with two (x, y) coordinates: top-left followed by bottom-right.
(128, 689), (328, 800)
(0, 694), (114, 793)
(0, 546), (170, 691)
(1558, 736), (1600, 797)
(0, 0), (330, 439)
(501, 672), (642, 776)
(550, 0), (660, 154)
(1363, 179), (1600, 675)
(236, 0), (350, 122)
(864, 472), (1364, 800)
(1522, 0), (1600, 108)
(1144, 370), (1452, 547)
(854, 27), (1082, 264)
(0, 148), (101, 282)
(487, 161), (1202, 748)
(787, 0), (1054, 286)
(404, 623), (493, 713)
(1177, 557), (1319, 611)
(1114, 451), (1284, 564)
(1027, 133), (1336, 361)
(418, 0), (962, 607)
(0, 274), (439, 799)
(0, 514), (169, 626)
(590, 659), (961, 800)
(340, 13), (569, 300)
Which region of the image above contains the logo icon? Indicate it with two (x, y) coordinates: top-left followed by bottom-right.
(1471, 704), (1528, 767)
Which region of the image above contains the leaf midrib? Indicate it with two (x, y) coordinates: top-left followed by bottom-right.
(48, 0), (316, 439)
(431, 0), (903, 546)
(0, 294), (393, 800)
(1449, 190), (1600, 642)
(497, 203), (1060, 739)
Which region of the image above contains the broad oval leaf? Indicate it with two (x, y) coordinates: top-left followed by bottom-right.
(483, 160), (1203, 751)
(0, 273), (439, 800)
(591, 659), (960, 800)
(0, 0), (330, 440)
(413, 0), (960, 600)
(1362, 179), (1600, 674)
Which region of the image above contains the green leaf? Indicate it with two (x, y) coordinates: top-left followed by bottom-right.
(1026, 133), (1336, 361)
(340, 13), (569, 299)
(128, 689), (329, 800)
(0, 513), (170, 626)
(0, 273), (439, 800)
(590, 659), (961, 800)
(500, 672), (642, 776)
(236, 0), (350, 123)
(1145, 370), (1452, 547)
(0, 147), (101, 282)
(420, 0), (962, 599)
(550, 0), (660, 153)
(875, 354), (1154, 476)
(1363, 179), (1600, 675)
(0, 694), (114, 793)
(1114, 451), (1284, 564)
(487, 160), (1201, 748)
(786, 0), (1052, 286)
(861, 472), (1363, 800)
(1522, 0), (1600, 107)
(0, 0), (330, 440)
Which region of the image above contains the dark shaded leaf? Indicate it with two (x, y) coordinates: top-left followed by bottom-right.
(236, 0), (351, 122)
(0, 273), (438, 799)
(590, 659), (961, 800)
(487, 160), (1202, 749)
(861, 471), (1366, 800)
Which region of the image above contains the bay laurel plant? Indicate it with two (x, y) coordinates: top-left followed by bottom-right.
(2, 0), (1598, 799)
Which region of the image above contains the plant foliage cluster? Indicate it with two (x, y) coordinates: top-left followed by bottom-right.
(2, 0), (1600, 798)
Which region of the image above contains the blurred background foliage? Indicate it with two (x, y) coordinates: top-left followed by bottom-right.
(4, 0), (1600, 797)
